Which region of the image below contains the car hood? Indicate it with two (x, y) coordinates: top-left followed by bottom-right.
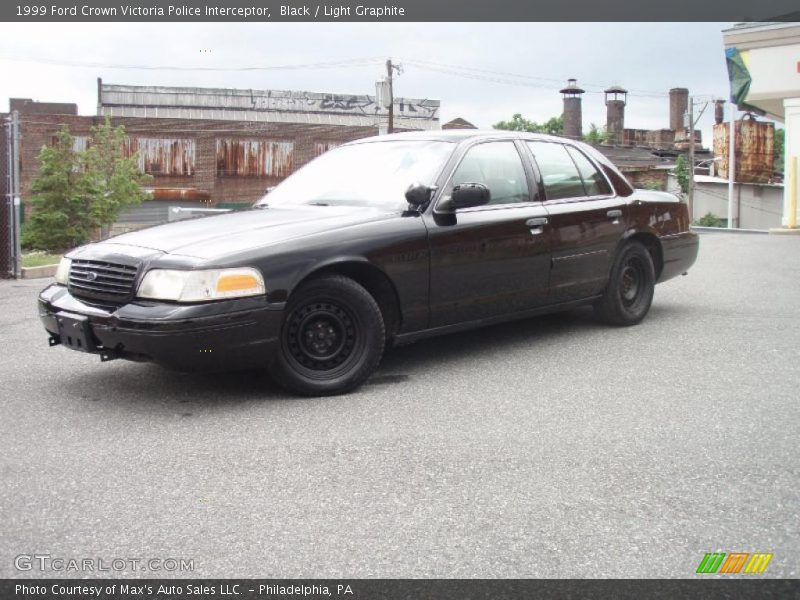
(81, 205), (397, 261)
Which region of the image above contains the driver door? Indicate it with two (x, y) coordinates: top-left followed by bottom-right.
(424, 140), (552, 328)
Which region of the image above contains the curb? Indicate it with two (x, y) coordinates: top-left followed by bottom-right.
(768, 228), (800, 236)
(21, 264), (58, 279)
(690, 226), (768, 234)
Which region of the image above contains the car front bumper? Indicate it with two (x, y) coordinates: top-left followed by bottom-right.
(38, 284), (284, 371)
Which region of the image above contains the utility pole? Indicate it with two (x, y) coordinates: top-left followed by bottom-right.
(385, 59), (402, 134)
(386, 59), (394, 134)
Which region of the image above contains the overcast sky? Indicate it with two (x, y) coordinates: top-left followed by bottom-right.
(0, 22), (739, 143)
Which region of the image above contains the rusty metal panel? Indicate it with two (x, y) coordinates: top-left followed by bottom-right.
(123, 138), (195, 176)
(216, 139), (294, 177)
(714, 119), (775, 183)
(313, 142), (339, 157)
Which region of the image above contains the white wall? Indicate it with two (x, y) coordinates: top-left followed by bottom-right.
(667, 174), (783, 230)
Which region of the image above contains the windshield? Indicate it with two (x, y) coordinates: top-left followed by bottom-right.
(255, 140), (454, 210)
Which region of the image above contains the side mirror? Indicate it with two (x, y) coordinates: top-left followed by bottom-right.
(405, 182), (435, 208)
(438, 182), (491, 212)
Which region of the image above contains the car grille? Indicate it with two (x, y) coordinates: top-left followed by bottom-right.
(68, 259), (140, 305)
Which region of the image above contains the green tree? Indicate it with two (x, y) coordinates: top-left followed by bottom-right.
(22, 127), (96, 251)
(583, 123), (606, 144)
(22, 119), (151, 252)
(674, 154), (690, 196)
(84, 116), (152, 232)
(493, 113), (564, 135)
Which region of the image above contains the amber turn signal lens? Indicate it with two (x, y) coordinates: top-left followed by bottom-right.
(216, 274), (260, 293)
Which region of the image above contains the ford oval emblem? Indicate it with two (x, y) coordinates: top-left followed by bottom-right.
(86, 271), (98, 281)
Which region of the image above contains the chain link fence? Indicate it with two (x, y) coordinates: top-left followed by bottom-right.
(0, 116), (13, 278)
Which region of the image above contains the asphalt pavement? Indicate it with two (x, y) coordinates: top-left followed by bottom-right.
(1, 232), (798, 578)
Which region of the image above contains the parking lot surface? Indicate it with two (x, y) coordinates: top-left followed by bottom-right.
(1, 232), (798, 578)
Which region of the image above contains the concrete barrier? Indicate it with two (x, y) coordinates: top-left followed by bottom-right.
(21, 264), (58, 279)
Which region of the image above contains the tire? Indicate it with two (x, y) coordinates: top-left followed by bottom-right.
(270, 275), (385, 396)
(594, 241), (655, 326)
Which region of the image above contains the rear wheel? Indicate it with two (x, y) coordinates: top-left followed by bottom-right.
(270, 275), (385, 396)
(594, 241), (655, 326)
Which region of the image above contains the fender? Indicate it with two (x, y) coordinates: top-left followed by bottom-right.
(289, 255), (381, 294)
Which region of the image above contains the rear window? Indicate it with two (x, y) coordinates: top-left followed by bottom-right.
(566, 146), (612, 196)
(526, 142), (585, 200)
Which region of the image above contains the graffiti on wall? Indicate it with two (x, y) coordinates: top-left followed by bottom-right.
(249, 90), (439, 121)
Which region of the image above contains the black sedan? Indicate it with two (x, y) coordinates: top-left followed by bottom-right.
(39, 131), (698, 395)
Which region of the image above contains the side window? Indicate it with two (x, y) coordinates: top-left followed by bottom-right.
(451, 142), (530, 205)
(566, 147), (612, 196)
(526, 141), (586, 200)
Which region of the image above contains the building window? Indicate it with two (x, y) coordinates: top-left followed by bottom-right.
(124, 138), (195, 176)
(314, 142), (339, 157)
(216, 139), (295, 177)
(50, 135), (89, 153)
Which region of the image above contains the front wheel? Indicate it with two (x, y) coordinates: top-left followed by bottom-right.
(270, 275), (385, 396)
(594, 241), (655, 326)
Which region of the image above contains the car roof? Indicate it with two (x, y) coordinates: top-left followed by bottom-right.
(346, 129), (578, 145)
(343, 129), (636, 198)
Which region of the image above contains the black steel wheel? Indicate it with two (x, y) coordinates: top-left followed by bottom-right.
(270, 275), (385, 396)
(594, 241), (655, 326)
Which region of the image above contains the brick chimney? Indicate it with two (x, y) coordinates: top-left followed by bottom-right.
(604, 85), (627, 145)
(669, 87), (689, 134)
(560, 79), (585, 140)
(714, 100), (725, 125)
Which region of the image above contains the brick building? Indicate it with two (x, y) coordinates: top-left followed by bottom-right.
(15, 112), (380, 207)
(0, 82), (440, 247)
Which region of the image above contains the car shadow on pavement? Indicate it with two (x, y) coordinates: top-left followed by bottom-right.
(61, 302), (686, 406)
(380, 307), (597, 371)
(378, 301), (687, 375)
(62, 363), (296, 409)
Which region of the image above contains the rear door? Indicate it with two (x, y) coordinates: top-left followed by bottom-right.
(525, 141), (627, 302)
(425, 139), (551, 327)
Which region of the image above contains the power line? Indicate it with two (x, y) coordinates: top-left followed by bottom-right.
(401, 58), (675, 98)
(1, 53), (718, 100)
(0, 55), (385, 72)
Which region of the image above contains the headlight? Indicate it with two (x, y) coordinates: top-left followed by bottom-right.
(137, 267), (266, 302)
(55, 257), (72, 285)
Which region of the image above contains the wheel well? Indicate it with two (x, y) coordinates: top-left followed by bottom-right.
(627, 233), (663, 279)
(296, 262), (402, 338)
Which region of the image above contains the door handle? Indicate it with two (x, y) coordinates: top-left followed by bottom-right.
(607, 209), (623, 219)
(526, 217), (548, 227)
(526, 217), (548, 236)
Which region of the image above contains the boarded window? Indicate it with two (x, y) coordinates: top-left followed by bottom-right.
(123, 138), (195, 176)
(314, 142), (339, 157)
(50, 135), (89, 153)
(216, 139), (294, 177)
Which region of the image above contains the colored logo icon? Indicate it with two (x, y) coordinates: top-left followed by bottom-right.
(696, 552), (773, 574)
